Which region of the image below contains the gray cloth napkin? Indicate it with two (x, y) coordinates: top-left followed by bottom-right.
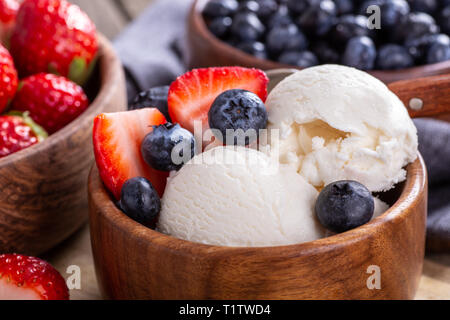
(113, 0), (450, 248)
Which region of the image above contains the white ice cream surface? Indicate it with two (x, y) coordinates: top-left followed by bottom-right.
(158, 146), (325, 247)
(266, 65), (418, 192)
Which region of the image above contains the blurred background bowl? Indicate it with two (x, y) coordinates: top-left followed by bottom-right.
(0, 34), (126, 256)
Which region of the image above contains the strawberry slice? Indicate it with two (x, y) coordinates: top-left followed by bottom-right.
(168, 67), (269, 134)
(0, 254), (69, 300)
(93, 108), (168, 200)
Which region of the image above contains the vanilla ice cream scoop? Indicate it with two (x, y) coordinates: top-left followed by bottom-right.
(266, 65), (418, 192)
(158, 146), (325, 247)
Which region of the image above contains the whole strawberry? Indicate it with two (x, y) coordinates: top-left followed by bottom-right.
(0, 43), (17, 113)
(0, 112), (47, 158)
(12, 73), (89, 134)
(0, 0), (18, 46)
(0, 254), (69, 300)
(10, 0), (98, 85)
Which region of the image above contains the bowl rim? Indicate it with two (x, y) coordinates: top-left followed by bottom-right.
(0, 34), (121, 167)
(191, 0), (450, 77)
(89, 153), (427, 256)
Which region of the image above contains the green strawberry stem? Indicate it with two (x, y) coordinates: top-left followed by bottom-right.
(7, 111), (48, 142)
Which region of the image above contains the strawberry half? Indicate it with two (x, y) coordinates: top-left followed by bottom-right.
(93, 108), (168, 200)
(168, 67), (269, 134)
(0, 254), (69, 300)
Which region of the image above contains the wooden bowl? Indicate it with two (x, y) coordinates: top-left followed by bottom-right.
(0, 34), (126, 256)
(88, 70), (427, 300)
(187, 0), (450, 84)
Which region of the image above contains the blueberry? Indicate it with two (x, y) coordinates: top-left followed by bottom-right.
(278, 50), (318, 67)
(208, 16), (233, 39)
(141, 123), (196, 172)
(376, 44), (414, 69)
(129, 86), (170, 121)
(231, 12), (265, 41)
(266, 23), (308, 56)
(335, 0), (354, 15)
(311, 41), (341, 63)
(394, 12), (439, 43)
(236, 41), (268, 59)
(409, 0), (438, 15)
(238, 1), (260, 14)
(267, 5), (293, 29)
(331, 15), (370, 47)
(315, 181), (375, 233)
(203, 0), (238, 18)
(427, 36), (450, 64)
(120, 177), (161, 226)
(379, 0), (410, 30)
(342, 36), (377, 70)
(297, 0), (337, 36)
(208, 89), (267, 146)
(405, 33), (447, 61)
(286, 0), (311, 15)
(254, 0), (278, 20)
(439, 5), (450, 35)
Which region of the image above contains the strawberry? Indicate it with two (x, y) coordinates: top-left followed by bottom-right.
(10, 0), (98, 85)
(0, 0), (18, 46)
(12, 73), (89, 134)
(168, 67), (269, 135)
(0, 43), (17, 113)
(0, 254), (69, 300)
(0, 112), (47, 158)
(93, 108), (169, 200)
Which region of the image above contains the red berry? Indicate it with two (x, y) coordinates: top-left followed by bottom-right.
(10, 0), (98, 84)
(0, 0), (18, 24)
(0, 254), (69, 300)
(0, 43), (17, 113)
(93, 108), (169, 200)
(12, 73), (89, 134)
(168, 67), (269, 135)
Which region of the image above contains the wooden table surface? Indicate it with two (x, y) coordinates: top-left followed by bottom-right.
(40, 0), (450, 300)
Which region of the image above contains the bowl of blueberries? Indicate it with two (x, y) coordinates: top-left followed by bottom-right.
(187, 0), (450, 83)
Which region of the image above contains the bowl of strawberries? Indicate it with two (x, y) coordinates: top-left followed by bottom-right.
(0, 0), (126, 256)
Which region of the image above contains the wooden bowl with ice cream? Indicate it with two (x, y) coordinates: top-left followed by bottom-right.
(87, 69), (450, 300)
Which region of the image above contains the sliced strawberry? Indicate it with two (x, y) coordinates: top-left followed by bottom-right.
(168, 67), (269, 134)
(93, 108), (168, 200)
(0, 254), (69, 300)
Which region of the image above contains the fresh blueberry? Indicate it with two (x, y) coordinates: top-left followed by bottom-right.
(297, 0), (337, 36)
(427, 36), (450, 64)
(266, 23), (309, 56)
(267, 5), (293, 29)
(405, 33), (448, 61)
(286, 0), (311, 15)
(335, 0), (354, 15)
(342, 36), (377, 70)
(254, 0), (278, 20)
(315, 180), (375, 233)
(331, 15), (370, 47)
(409, 0), (438, 15)
(376, 44), (414, 69)
(439, 5), (450, 35)
(141, 123), (196, 172)
(394, 12), (439, 43)
(236, 41), (268, 59)
(231, 12), (266, 41)
(208, 89), (267, 146)
(278, 50), (319, 67)
(208, 16), (233, 39)
(129, 86), (171, 121)
(203, 0), (239, 18)
(379, 0), (410, 30)
(311, 41), (341, 63)
(238, 0), (260, 14)
(120, 177), (161, 226)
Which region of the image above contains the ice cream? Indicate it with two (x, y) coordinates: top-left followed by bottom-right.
(265, 65), (418, 192)
(158, 146), (325, 247)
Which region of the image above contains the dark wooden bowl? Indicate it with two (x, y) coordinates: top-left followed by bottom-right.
(187, 0), (450, 84)
(88, 68), (427, 299)
(0, 34), (126, 256)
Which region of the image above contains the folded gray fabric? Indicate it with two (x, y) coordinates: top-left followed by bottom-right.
(113, 0), (450, 249)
